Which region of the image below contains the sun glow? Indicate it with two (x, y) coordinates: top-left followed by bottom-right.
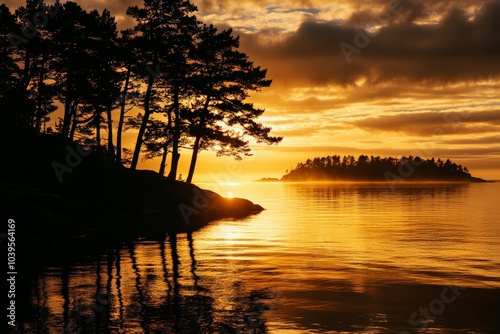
(219, 182), (242, 186)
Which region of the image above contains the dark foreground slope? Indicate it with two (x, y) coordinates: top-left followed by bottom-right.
(1, 133), (263, 263)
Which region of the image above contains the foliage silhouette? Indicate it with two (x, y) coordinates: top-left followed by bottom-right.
(1, 0), (281, 182)
(282, 154), (485, 182)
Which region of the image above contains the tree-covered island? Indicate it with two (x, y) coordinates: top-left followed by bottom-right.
(280, 155), (488, 182)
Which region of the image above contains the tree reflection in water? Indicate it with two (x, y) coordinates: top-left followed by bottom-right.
(13, 233), (276, 333)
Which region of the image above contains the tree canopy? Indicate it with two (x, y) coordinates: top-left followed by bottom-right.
(281, 154), (482, 182)
(1, 0), (282, 182)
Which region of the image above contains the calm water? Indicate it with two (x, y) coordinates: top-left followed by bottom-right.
(13, 182), (500, 333)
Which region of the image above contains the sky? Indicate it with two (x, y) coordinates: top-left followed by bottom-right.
(7, 0), (500, 181)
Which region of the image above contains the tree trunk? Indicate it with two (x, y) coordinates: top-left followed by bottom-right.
(62, 69), (73, 138)
(159, 107), (173, 176)
(35, 53), (46, 132)
(116, 67), (131, 165)
(130, 76), (154, 170)
(168, 83), (181, 179)
(186, 134), (201, 184)
(19, 47), (31, 92)
(68, 102), (78, 141)
(159, 142), (169, 176)
(186, 96), (210, 184)
(106, 104), (114, 156)
(95, 107), (101, 149)
(62, 100), (72, 138)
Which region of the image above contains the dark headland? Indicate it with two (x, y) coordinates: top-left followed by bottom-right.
(1, 133), (263, 264)
(259, 155), (490, 182)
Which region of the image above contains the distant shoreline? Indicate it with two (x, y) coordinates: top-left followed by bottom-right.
(269, 155), (489, 183)
(255, 179), (494, 183)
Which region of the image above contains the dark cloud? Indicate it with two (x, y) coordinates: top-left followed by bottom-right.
(434, 146), (500, 156)
(196, 0), (314, 12)
(346, 0), (490, 25)
(350, 109), (500, 136)
(440, 135), (500, 145)
(239, 0), (500, 85)
(273, 124), (346, 137)
(6, 0), (499, 85)
(254, 145), (366, 154)
(257, 144), (500, 160)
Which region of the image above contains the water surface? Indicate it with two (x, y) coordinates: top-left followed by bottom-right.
(14, 182), (500, 333)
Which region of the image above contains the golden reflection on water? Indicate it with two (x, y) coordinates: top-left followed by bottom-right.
(200, 182), (500, 288)
(14, 182), (500, 333)
(197, 182), (500, 332)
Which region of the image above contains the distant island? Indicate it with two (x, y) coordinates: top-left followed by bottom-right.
(275, 155), (488, 182)
(256, 177), (281, 182)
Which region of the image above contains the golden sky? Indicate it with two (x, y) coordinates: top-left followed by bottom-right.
(8, 0), (500, 181)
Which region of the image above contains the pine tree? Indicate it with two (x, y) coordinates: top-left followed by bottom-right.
(185, 24), (282, 183)
(126, 0), (198, 172)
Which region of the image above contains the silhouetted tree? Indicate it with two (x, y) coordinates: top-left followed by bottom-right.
(17, 0), (58, 132)
(185, 24), (282, 183)
(115, 30), (141, 165)
(50, 1), (91, 138)
(3, 0), (282, 181)
(0, 4), (24, 132)
(0, 4), (19, 96)
(126, 0), (198, 172)
(83, 8), (122, 153)
(1, 1), (58, 133)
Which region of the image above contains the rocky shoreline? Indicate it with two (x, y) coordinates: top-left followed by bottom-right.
(1, 134), (263, 267)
